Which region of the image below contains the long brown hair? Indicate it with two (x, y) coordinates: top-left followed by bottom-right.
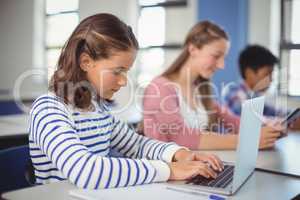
(162, 20), (228, 129)
(49, 13), (138, 109)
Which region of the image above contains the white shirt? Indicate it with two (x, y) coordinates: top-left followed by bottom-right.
(175, 89), (209, 130)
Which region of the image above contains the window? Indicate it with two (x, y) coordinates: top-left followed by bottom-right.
(138, 6), (165, 48)
(45, 0), (79, 80)
(280, 0), (300, 96)
(136, 0), (189, 85)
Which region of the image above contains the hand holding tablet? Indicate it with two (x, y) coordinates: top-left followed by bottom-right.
(281, 108), (300, 127)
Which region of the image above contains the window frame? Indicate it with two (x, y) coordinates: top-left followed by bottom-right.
(136, 0), (188, 84)
(279, 0), (300, 96)
(138, 0), (187, 50)
(44, 1), (79, 75)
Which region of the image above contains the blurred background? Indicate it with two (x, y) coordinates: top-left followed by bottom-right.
(0, 0), (300, 148)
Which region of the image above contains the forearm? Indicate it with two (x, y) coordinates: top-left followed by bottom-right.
(198, 133), (238, 150)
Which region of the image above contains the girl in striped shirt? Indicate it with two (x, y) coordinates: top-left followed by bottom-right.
(29, 13), (223, 189)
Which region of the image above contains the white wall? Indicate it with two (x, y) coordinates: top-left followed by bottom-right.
(164, 0), (197, 69)
(165, 0), (197, 44)
(248, 0), (281, 54)
(79, 0), (138, 29)
(0, 0), (47, 101)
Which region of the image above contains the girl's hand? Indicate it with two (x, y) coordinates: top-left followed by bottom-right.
(167, 161), (217, 181)
(173, 149), (223, 171)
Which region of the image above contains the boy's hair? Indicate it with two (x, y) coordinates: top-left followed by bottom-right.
(239, 45), (278, 79)
(49, 13), (138, 109)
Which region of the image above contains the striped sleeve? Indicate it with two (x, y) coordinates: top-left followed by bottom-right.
(30, 95), (179, 189)
(110, 117), (184, 181)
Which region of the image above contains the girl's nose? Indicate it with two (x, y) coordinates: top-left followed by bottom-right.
(216, 58), (225, 69)
(118, 75), (127, 87)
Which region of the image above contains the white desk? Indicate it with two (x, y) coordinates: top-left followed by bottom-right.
(2, 132), (300, 200)
(203, 131), (300, 178)
(0, 114), (29, 137)
(2, 168), (300, 200)
(257, 131), (300, 176)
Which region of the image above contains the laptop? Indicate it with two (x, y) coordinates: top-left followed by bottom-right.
(166, 96), (265, 196)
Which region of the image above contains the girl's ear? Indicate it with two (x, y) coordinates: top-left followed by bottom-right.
(188, 44), (198, 58)
(79, 53), (94, 72)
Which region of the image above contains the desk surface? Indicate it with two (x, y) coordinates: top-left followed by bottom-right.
(0, 114), (29, 137)
(203, 131), (300, 178)
(2, 167), (300, 200)
(257, 131), (300, 176)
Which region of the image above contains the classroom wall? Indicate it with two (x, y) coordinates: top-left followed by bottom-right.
(197, 0), (248, 100)
(0, 0), (47, 101)
(164, 1), (198, 44)
(79, 0), (139, 28)
(248, 0), (281, 54)
(163, 0), (198, 72)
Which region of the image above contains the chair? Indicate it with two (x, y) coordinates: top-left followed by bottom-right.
(0, 145), (35, 194)
(0, 100), (24, 115)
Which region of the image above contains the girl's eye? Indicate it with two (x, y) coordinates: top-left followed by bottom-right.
(112, 69), (127, 76)
(112, 70), (122, 75)
(212, 54), (221, 59)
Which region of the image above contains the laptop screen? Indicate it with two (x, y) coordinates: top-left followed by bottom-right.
(232, 96), (264, 192)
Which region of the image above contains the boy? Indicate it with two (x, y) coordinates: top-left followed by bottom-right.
(223, 45), (286, 117)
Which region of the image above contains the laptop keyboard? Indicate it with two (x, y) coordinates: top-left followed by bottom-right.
(185, 165), (234, 188)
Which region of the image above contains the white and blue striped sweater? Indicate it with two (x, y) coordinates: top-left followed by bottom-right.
(29, 93), (182, 189)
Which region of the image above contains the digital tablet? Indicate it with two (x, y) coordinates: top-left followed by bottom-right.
(281, 108), (300, 126)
